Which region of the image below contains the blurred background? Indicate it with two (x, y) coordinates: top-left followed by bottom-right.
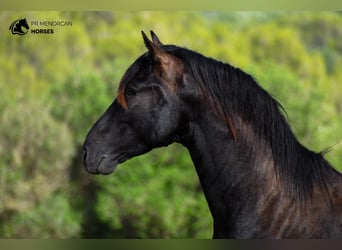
(0, 11), (341, 238)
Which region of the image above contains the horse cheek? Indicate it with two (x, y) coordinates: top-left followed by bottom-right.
(159, 105), (180, 142)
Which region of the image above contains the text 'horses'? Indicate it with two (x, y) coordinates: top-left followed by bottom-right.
(83, 31), (342, 239)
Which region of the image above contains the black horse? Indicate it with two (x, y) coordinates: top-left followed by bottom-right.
(83, 31), (342, 238)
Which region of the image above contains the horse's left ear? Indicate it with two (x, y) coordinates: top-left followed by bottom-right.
(142, 30), (169, 65)
(141, 31), (183, 80)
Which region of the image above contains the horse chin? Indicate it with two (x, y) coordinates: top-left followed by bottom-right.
(84, 158), (118, 175)
(85, 163), (117, 175)
(97, 163), (117, 175)
(84, 151), (132, 175)
(96, 153), (132, 175)
(96, 157), (120, 175)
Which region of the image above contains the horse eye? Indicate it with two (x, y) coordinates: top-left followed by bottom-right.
(126, 88), (137, 97)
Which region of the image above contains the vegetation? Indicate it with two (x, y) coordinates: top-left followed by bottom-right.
(0, 11), (341, 238)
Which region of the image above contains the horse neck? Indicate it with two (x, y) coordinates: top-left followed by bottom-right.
(181, 112), (279, 235)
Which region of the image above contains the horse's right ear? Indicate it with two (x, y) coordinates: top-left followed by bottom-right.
(141, 30), (169, 66)
(141, 31), (183, 83)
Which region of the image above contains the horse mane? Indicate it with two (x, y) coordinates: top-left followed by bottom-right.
(163, 45), (335, 202)
(117, 44), (335, 202)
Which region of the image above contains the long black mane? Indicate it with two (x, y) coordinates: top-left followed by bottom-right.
(160, 44), (336, 202)
(118, 43), (337, 202)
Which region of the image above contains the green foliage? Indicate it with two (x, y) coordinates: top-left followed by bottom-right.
(95, 145), (211, 238)
(0, 11), (341, 238)
(49, 67), (113, 144)
(0, 98), (79, 237)
(1, 193), (81, 238)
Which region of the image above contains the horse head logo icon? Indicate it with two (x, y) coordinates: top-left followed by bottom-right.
(9, 18), (30, 35)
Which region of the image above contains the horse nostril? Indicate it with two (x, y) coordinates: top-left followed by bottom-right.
(82, 147), (88, 165)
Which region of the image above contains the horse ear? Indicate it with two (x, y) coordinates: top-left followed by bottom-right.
(141, 31), (183, 81)
(141, 30), (169, 66)
(150, 30), (163, 46)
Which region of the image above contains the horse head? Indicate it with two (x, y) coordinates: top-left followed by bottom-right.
(83, 31), (188, 174)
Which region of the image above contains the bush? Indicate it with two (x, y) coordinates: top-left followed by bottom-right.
(0, 98), (80, 238)
(94, 144), (212, 238)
